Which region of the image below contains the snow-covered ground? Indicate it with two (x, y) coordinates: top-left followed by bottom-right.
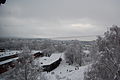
(35, 53), (90, 80)
(43, 61), (89, 80)
(83, 50), (90, 55)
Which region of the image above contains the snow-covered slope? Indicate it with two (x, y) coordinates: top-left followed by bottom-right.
(35, 53), (90, 80)
(43, 60), (89, 80)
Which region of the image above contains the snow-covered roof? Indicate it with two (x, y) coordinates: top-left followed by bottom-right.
(0, 51), (21, 58)
(30, 50), (43, 55)
(35, 53), (62, 66)
(0, 50), (43, 66)
(0, 57), (18, 65)
(0, 50), (42, 58)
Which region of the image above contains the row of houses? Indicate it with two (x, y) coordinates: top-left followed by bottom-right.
(0, 49), (63, 74)
(0, 49), (44, 74)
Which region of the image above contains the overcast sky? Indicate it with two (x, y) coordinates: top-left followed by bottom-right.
(0, 0), (120, 40)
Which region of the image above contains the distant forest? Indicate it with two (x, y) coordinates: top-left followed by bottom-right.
(0, 38), (93, 50)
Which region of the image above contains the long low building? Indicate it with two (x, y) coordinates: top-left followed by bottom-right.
(0, 50), (43, 74)
(35, 53), (63, 72)
(0, 51), (20, 62)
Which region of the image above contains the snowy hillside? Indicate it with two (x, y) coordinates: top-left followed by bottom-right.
(35, 53), (90, 80)
(43, 62), (89, 80)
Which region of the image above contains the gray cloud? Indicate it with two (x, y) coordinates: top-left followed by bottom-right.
(0, 0), (120, 40)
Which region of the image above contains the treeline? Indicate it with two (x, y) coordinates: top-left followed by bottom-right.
(0, 38), (66, 52)
(0, 38), (91, 52)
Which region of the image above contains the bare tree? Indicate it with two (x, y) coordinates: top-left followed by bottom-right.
(2, 46), (42, 80)
(65, 40), (83, 66)
(0, 0), (6, 5)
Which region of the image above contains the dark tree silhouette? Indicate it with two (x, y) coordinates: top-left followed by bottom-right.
(0, 0), (6, 5)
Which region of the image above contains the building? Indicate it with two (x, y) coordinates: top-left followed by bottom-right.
(0, 51), (19, 74)
(36, 53), (63, 72)
(0, 50), (43, 74)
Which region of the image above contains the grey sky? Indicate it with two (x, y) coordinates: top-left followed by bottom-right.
(0, 0), (120, 40)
